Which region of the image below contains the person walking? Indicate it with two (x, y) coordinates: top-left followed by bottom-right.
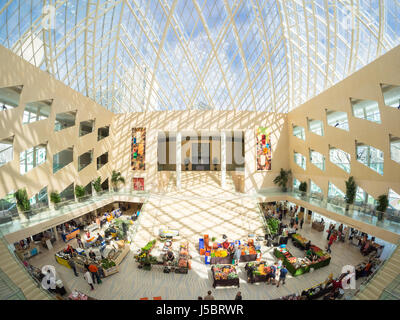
(68, 259), (78, 277)
(235, 291), (242, 300)
(76, 235), (84, 249)
(300, 218), (304, 229)
(84, 270), (94, 290)
(276, 266), (288, 287)
(204, 290), (215, 300)
(327, 231), (337, 253)
(88, 263), (102, 284)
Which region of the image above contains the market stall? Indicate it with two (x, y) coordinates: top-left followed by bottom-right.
(245, 261), (269, 283)
(15, 242), (40, 260)
(61, 228), (80, 242)
(211, 264), (240, 288)
(274, 243), (331, 277)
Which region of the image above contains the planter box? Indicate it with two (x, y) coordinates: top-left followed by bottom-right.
(103, 265), (119, 277)
(112, 244), (130, 266)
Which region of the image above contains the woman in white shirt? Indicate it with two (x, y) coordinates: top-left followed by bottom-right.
(84, 271), (94, 290)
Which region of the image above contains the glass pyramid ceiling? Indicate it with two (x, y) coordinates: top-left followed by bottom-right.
(1, 0), (400, 113)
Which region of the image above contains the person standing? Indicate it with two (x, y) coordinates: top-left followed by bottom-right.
(233, 241), (241, 265)
(267, 263), (277, 285)
(327, 224), (334, 240)
(276, 266), (288, 287)
(84, 270), (94, 290)
(235, 291), (242, 300)
(68, 259), (78, 277)
(295, 215), (299, 225)
(76, 235), (84, 249)
(204, 290), (215, 300)
(327, 231), (337, 253)
(88, 263), (101, 284)
(300, 218), (304, 229)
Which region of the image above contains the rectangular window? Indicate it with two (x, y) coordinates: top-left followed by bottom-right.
(59, 183), (75, 202)
(0, 191), (18, 219)
(97, 152), (108, 170)
(78, 150), (93, 171)
(79, 120), (95, 137)
(0, 137), (13, 168)
(53, 147), (73, 174)
(390, 135), (400, 165)
(310, 149), (325, 171)
(326, 110), (349, 131)
(23, 100), (52, 124)
(308, 119), (324, 136)
(20, 144), (47, 174)
(356, 142), (384, 175)
(310, 180), (323, 195)
(351, 98), (381, 123)
(294, 152), (306, 170)
(98, 126), (110, 141)
(0, 85), (22, 111)
(292, 125), (305, 140)
(54, 111), (76, 132)
(381, 84), (400, 109)
(329, 147), (351, 173)
(328, 182), (345, 200)
(388, 189), (400, 210)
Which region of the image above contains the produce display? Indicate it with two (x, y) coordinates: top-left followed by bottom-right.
(266, 217), (280, 235)
(210, 248), (229, 258)
(211, 264), (240, 288)
(274, 242), (331, 277)
(245, 261), (271, 283)
(135, 239), (158, 270)
(174, 241), (191, 274)
(101, 259), (116, 270)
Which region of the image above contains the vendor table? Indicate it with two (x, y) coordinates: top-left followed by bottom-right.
(312, 221), (325, 232)
(245, 262), (269, 284)
(210, 256), (232, 265)
(62, 228), (80, 242)
(239, 254), (258, 263)
(211, 266), (240, 288)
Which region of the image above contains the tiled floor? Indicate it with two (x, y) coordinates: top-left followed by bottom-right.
(28, 173), (375, 300)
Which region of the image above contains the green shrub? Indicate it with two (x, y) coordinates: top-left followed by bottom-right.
(14, 189), (31, 212)
(50, 191), (61, 204)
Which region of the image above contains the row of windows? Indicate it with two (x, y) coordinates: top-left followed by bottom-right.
(292, 84), (400, 141)
(294, 141), (389, 176)
(293, 178), (400, 210)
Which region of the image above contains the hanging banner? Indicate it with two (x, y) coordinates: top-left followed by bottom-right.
(131, 128), (146, 170)
(256, 127), (272, 171)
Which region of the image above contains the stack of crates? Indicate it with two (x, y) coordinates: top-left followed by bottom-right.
(199, 238), (205, 255)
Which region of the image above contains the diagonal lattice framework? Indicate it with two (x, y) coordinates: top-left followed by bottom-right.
(0, 0), (399, 113)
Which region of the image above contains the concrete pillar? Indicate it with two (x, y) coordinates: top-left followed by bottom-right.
(176, 132), (181, 189)
(221, 131), (226, 188)
(244, 130), (256, 193)
(145, 129), (158, 192)
(53, 227), (59, 241)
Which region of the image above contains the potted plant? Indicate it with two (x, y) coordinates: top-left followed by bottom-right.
(50, 191), (61, 209)
(75, 185), (86, 201)
(376, 194), (388, 221)
(111, 170), (125, 191)
(273, 168), (292, 192)
(212, 157), (219, 171)
(14, 188), (31, 217)
(299, 181), (307, 197)
(345, 176), (357, 213)
(184, 158), (190, 171)
(92, 177), (102, 193)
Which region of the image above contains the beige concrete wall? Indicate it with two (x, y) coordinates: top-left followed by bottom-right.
(287, 45), (400, 200)
(0, 46), (114, 201)
(111, 111), (290, 192)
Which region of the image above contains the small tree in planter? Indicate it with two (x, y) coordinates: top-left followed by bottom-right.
(92, 177), (102, 193)
(50, 191), (61, 209)
(184, 158), (190, 171)
(212, 157), (219, 171)
(299, 181), (307, 197)
(345, 176), (357, 213)
(273, 168), (292, 192)
(376, 194), (388, 221)
(14, 189), (31, 216)
(111, 170), (125, 191)
(75, 185), (86, 201)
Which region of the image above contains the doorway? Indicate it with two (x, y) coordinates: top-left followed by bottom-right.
(191, 143), (210, 171)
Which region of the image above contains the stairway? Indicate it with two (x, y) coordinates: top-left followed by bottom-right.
(354, 244), (400, 300)
(0, 240), (51, 300)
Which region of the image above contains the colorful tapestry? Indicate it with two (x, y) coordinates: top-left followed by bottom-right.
(131, 128), (146, 170)
(256, 127), (272, 171)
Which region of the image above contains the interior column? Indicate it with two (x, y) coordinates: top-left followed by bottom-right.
(244, 129), (256, 193)
(221, 131), (226, 187)
(176, 132), (181, 189)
